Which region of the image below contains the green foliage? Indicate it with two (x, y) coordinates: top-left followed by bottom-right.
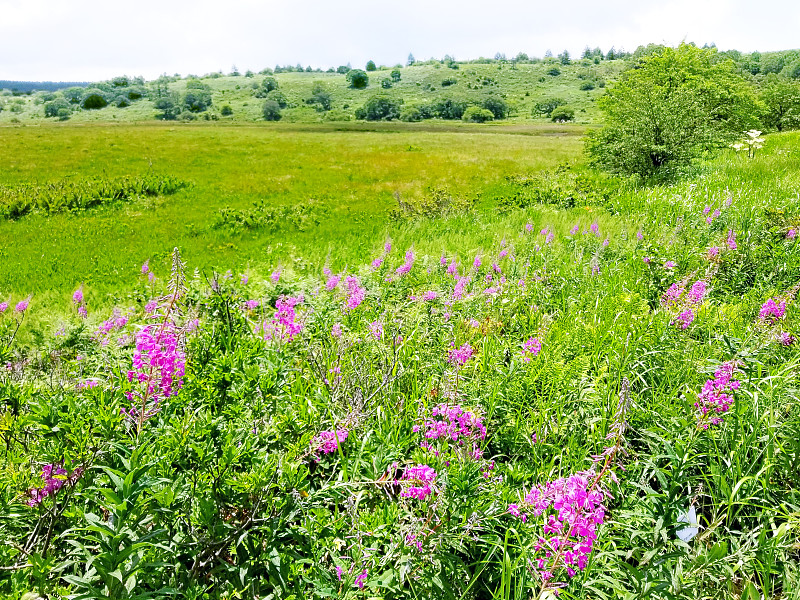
(80, 89), (108, 109)
(480, 95), (508, 119)
(391, 69), (401, 82)
(586, 44), (762, 178)
(154, 96), (179, 120)
(441, 76), (458, 87)
(306, 82), (332, 111)
(265, 89), (288, 108)
(220, 105), (233, 116)
(0, 174), (188, 219)
(214, 198), (327, 231)
(44, 98), (71, 118)
(547, 66), (561, 76)
(346, 69), (369, 89)
(399, 106), (422, 122)
(262, 100), (282, 121)
(366, 60), (377, 71)
(462, 106), (494, 123)
(533, 97), (567, 117)
(761, 77), (800, 132)
(551, 106), (575, 122)
(355, 95), (402, 121)
(254, 76), (279, 98)
(182, 81), (212, 113)
(381, 78), (392, 89)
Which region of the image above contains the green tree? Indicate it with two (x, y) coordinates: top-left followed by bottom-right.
(462, 106), (494, 122)
(262, 100), (282, 121)
(81, 89), (108, 109)
(183, 81), (212, 112)
(366, 60), (377, 71)
(761, 77), (800, 131)
(558, 50), (571, 65)
(346, 69), (369, 89)
(391, 70), (401, 82)
(44, 98), (71, 118)
(550, 106), (575, 121)
(407, 53), (415, 66)
(586, 44), (761, 178)
(381, 78), (393, 89)
(254, 77), (279, 97)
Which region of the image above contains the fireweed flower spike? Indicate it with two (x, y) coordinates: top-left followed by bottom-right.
(15, 297), (31, 313)
(695, 361), (740, 429)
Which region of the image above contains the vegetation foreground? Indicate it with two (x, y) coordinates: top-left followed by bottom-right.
(2, 131), (800, 599)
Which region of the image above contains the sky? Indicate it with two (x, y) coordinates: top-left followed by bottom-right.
(2, 0), (799, 82)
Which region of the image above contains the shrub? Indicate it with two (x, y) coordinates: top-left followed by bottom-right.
(462, 106), (494, 123)
(154, 97), (179, 120)
(220, 105), (233, 116)
(480, 95), (508, 119)
(126, 86), (147, 100)
(399, 106), (422, 122)
(80, 89), (108, 109)
(262, 100), (282, 120)
(254, 77), (279, 98)
(347, 69), (369, 89)
(366, 60), (377, 71)
(266, 90), (288, 108)
(441, 77), (458, 87)
(431, 96), (469, 120)
(547, 66), (561, 76)
(115, 96), (130, 108)
(323, 109), (351, 121)
(391, 70), (401, 82)
(381, 78), (392, 89)
(580, 81), (595, 91)
(355, 95), (402, 121)
(56, 108), (70, 121)
(44, 98), (71, 118)
(533, 97), (567, 117)
(551, 106), (575, 121)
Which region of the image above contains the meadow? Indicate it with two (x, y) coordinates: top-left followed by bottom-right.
(1, 113), (800, 599)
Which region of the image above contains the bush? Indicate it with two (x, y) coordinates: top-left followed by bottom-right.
(366, 60), (377, 71)
(550, 106), (575, 121)
(391, 70), (401, 82)
(56, 107), (70, 121)
(430, 96), (469, 120)
(115, 96), (130, 108)
(399, 106), (422, 122)
(355, 95), (402, 121)
(441, 77), (458, 87)
(323, 109), (352, 121)
(547, 66), (561, 76)
(347, 69), (369, 89)
(579, 81), (595, 91)
(254, 77), (279, 98)
(480, 96), (508, 119)
(44, 98), (71, 118)
(154, 97), (179, 120)
(262, 100), (282, 121)
(182, 81), (212, 112)
(126, 86), (147, 100)
(220, 105), (233, 116)
(306, 86), (332, 111)
(381, 78), (392, 89)
(80, 89), (108, 109)
(533, 97), (566, 116)
(266, 90), (288, 108)
(462, 106), (494, 123)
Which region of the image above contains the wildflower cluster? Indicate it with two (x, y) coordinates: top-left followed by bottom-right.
(258, 296), (304, 341)
(695, 361), (740, 429)
(662, 277), (709, 329)
(399, 464), (437, 501)
(447, 342), (475, 366)
(521, 337), (542, 361)
(26, 464), (82, 507)
(311, 429), (349, 457)
(415, 403), (487, 457)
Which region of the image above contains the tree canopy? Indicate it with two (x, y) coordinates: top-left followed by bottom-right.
(586, 44), (761, 178)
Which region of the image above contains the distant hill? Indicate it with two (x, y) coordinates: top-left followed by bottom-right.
(0, 81), (91, 93)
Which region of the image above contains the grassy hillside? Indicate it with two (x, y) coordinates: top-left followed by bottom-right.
(0, 60), (626, 125)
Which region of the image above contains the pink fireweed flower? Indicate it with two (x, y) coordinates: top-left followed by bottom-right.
(758, 297), (786, 325)
(511, 470), (608, 584)
(354, 569), (368, 589)
(779, 332), (796, 346)
(492, 262), (501, 273)
(447, 343), (475, 367)
(123, 322), (186, 422)
(331, 322), (343, 338)
(525, 223), (533, 232)
(399, 464), (437, 500)
(345, 276), (366, 311)
(726, 230), (737, 250)
(395, 249), (415, 276)
(384, 240), (392, 254)
(440, 254), (448, 266)
(371, 257), (384, 270)
(522, 337), (542, 361)
(26, 463), (83, 507)
(15, 298), (30, 313)
(369, 320), (383, 340)
(546, 232), (555, 245)
(325, 273), (341, 291)
(243, 299), (260, 311)
(661, 279), (688, 308)
(703, 205), (711, 215)
(240, 274), (249, 285)
(72, 286), (84, 305)
(141, 260), (149, 274)
(499, 248), (509, 259)
(259, 296), (304, 341)
(590, 222), (599, 235)
(636, 229), (644, 241)
(0, 301), (7, 314)
(643, 256), (651, 265)
(145, 300), (159, 314)
(787, 229), (797, 240)
(540, 227), (550, 236)
(695, 361), (740, 428)
(77, 305), (88, 319)
(422, 290), (438, 301)
(452, 276), (471, 300)
(712, 209), (721, 219)
(672, 309), (695, 329)
(686, 280), (707, 305)
(270, 270), (281, 284)
(664, 260), (677, 270)
(602, 237), (609, 248)
(707, 246), (720, 260)
(312, 429), (348, 455)
(473, 254), (482, 271)
(414, 403), (487, 455)
(570, 223), (580, 235)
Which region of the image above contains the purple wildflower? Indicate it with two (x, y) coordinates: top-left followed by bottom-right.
(399, 464), (437, 501)
(522, 337), (542, 361)
(312, 429), (348, 455)
(447, 343), (475, 367)
(695, 361), (740, 428)
(758, 297), (786, 325)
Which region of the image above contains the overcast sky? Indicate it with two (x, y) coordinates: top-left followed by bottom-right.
(2, 0), (799, 82)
